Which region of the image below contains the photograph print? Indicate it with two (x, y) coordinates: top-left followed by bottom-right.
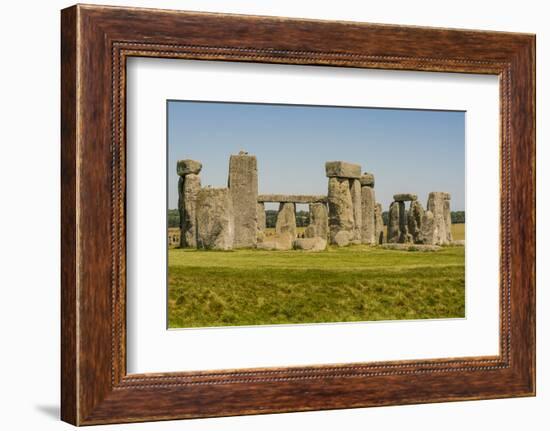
(167, 100), (465, 329)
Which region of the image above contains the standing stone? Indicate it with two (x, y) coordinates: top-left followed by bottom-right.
(256, 202), (266, 242)
(256, 202), (266, 231)
(196, 187), (234, 250)
(327, 177), (355, 245)
(443, 196), (453, 243)
(228, 152), (258, 248)
(360, 185), (376, 244)
(398, 201), (412, 243)
(180, 173), (201, 248)
(408, 200), (425, 244)
(275, 202), (297, 239)
(350, 179), (362, 241)
(306, 203), (329, 240)
(421, 210), (436, 245)
(177, 176), (185, 247)
(374, 203), (385, 244)
(387, 201), (400, 243)
(426, 192), (452, 245)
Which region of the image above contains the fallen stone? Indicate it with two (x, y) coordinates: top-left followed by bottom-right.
(196, 187), (234, 250)
(293, 237), (327, 252)
(393, 193), (418, 202)
(333, 230), (352, 247)
(256, 232), (293, 251)
(275, 202), (297, 239)
(380, 243), (442, 252)
(228, 153), (258, 248)
(177, 159), (202, 176)
(325, 161), (361, 179)
(359, 172), (375, 187)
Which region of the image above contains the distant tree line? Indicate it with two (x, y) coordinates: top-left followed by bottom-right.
(168, 208), (465, 229)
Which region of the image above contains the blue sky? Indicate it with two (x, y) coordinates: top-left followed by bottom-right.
(168, 101), (465, 212)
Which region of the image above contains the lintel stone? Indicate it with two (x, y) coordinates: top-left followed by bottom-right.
(393, 193), (418, 202)
(177, 159), (202, 176)
(325, 161), (361, 179)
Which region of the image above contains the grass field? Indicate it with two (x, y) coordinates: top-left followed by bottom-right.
(168, 227), (465, 328)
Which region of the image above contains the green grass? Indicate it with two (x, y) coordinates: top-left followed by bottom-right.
(168, 244), (465, 328)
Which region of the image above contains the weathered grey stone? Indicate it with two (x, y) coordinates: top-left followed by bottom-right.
(177, 176), (185, 247)
(306, 203), (329, 240)
(360, 186), (376, 244)
(327, 177), (355, 244)
(393, 193), (418, 202)
(228, 153), (258, 248)
(325, 161), (361, 179)
(350, 179), (362, 241)
(425, 192), (452, 245)
(293, 237), (327, 252)
(256, 203), (266, 231)
(359, 172), (375, 187)
(275, 202), (297, 239)
(374, 203), (385, 244)
(257, 194), (327, 204)
(420, 210), (436, 245)
(398, 201), (412, 243)
(380, 243), (442, 252)
(408, 200), (425, 244)
(180, 173), (201, 248)
(450, 240), (465, 246)
(333, 230), (352, 247)
(196, 187), (234, 250)
(387, 201), (400, 243)
(177, 159), (202, 176)
(256, 232), (293, 251)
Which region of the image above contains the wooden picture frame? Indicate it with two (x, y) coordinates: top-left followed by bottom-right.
(61, 4), (535, 425)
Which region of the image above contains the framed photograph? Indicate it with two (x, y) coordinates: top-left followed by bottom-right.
(61, 4), (535, 425)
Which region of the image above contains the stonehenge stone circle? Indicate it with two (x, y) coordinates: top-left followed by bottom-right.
(195, 187), (234, 250)
(228, 152), (258, 248)
(176, 153), (457, 251)
(275, 202), (297, 239)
